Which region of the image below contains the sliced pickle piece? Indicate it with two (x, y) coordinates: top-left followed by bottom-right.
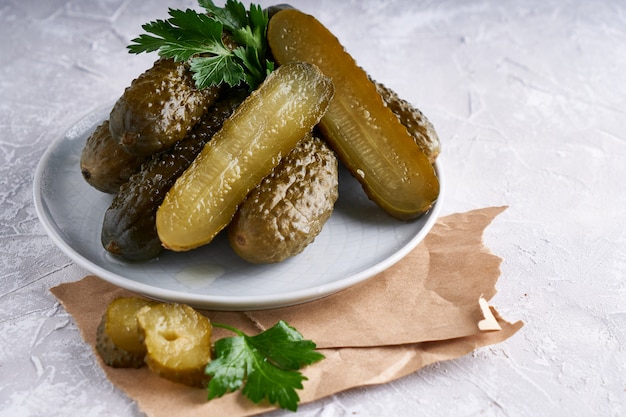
(105, 297), (157, 353)
(136, 303), (212, 388)
(268, 9), (439, 220)
(156, 62), (334, 251)
(96, 315), (145, 368)
(95, 297), (156, 368)
(228, 133), (338, 263)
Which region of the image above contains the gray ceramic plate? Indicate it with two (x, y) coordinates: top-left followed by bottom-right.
(34, 105), (444, 310)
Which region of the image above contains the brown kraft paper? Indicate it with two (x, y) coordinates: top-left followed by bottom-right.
(51, 206), (524, 417)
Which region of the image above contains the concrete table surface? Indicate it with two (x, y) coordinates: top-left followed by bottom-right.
(1, 0), (624, 416)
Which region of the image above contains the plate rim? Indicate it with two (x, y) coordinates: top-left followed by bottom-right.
(33, 108), (444, 310)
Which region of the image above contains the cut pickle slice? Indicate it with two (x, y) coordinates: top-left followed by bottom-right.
(95, 297), (156, 368)
(96, 315), (145, 368)
(105, 297), (156, 353)
(136, 303), (212, 388)
(156, 62), (334, 251)
(268, 9), (439, 220)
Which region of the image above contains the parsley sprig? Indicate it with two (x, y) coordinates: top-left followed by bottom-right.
(127, 0), (274, 90)
(206, 320), (325, 411)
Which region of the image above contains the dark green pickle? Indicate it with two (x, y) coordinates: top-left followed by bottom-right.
(228, 133), (339, 264)
(109, 58), (222, 156)
(80, 120), (148, 193)
(101, 90), (247, 261)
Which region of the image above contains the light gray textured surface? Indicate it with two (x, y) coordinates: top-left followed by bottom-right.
(1, 0), (625, 416)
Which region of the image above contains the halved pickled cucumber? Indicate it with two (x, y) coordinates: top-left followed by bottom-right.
(80, 120), (147, 194)
(109, 58), (221, 156)
(268, 9), (439, 220)
(156, 62), (334, 251)
(136, 303), (212, 388)
(101, 90), (246, 261)
(228, 133), (338, 263)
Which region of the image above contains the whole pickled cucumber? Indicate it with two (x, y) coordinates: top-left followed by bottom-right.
(80, 120), (147, 193)
(109, 58), (221, 156)
(156, 62), (335, 252)
(372, 79), (441, 164)
(101, 90), (246, 261)
(228, 133), (338, 264)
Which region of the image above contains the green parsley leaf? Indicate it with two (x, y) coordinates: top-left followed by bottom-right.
(127, 1), (272, 90)
(199, 0), (247, 33)
(205, 320), (325, 411)
(189, 54), (243, 90)
(128, 9), (226, 62)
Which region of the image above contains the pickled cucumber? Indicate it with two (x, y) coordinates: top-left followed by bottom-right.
(372, 79), (441, 164)
(109, 58), (221, 156)
(105, 297), (157, 353)
(268, 9), (439, 220)
(136, 303), (212, 388)
(228, 133), (338, 263)
(95, 297), (156, 368)
(80, 120), (147, 193)
(102, 90), (246, 261)
(96, 315), (145, 368)
(156, 62), (334, 252)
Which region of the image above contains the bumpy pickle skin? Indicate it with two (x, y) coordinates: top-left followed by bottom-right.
(267, 9), (439, 220)
(136, 303), (212, 388)
(109, 58), (221, 156)
(156, 62), (334, 252)
(101, 91), (246, 261)
(228, 133), (338, 263)
(80, 120), (147, 193)
(371, 79), (441, 164)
